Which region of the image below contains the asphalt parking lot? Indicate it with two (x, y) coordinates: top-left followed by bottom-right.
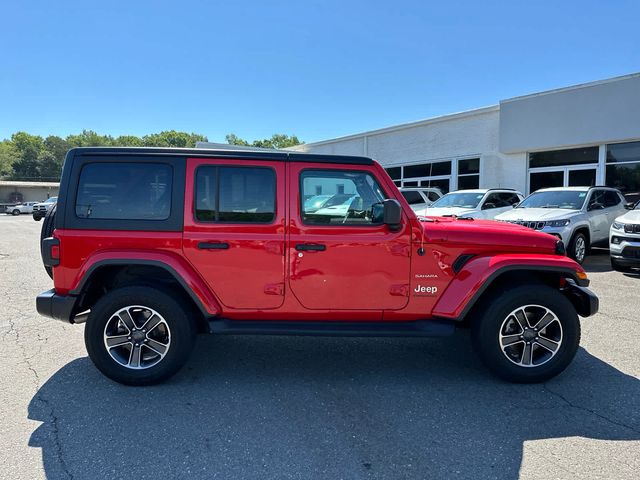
(0, 214), (638, 480)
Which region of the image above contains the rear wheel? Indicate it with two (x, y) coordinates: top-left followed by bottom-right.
(471, 284), (580, 383)
(85, 286), (196, 386)
(568, 232), (588, 264)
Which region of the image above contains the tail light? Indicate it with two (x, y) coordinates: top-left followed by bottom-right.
(42, 237), (60, 267)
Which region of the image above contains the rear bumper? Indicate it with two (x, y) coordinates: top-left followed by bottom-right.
(564, 279), (599, 317)
(36, 289), (76, 323)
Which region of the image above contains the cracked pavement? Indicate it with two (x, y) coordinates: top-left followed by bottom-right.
(0, 214), (638, 479)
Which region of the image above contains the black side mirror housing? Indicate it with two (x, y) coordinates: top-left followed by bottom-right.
(588, 202), (605, 211)
(372, 199), (402, 231)
(482, 202), (496, 210)
(625, 202), (635, 210)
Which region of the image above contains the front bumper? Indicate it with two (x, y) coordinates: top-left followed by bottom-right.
(36, 289), (76, 323)
(540, 225), (572, 244)
(564, 279), (599, 317)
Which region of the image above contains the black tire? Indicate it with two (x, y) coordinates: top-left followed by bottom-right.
(40, 205), (57, 279)
(471, 284), (580, 383)
(611, 257), (635, 273)
(568, 231), (588, 264)
(12, 209), (20, 215)
(84, 286), (196, 386)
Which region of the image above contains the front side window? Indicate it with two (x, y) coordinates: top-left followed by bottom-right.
(195, 166), (276, 223)
(76, 163), (172, 220)
(300, 170), (387, 225)
(604, 190), (621, 207)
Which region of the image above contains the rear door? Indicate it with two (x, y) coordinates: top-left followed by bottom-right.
(288, 163), (411, 311)
(182, 158), (286, 310)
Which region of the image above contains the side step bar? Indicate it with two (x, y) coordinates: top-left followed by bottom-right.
(208, 319), (456, 337)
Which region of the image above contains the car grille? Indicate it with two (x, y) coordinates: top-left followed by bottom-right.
(504, 220), (546, 230)
(622, 247), (640, 259)
(34, 206), (47, 212)
(624, 224), (640, 234)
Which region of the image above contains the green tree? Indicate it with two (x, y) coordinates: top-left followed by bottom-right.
(0, 140), (19, 177)
(226, 133), (303, 149)
(66, 130), (114, 147)
(37, 151), (62, 180)
(225, 133), (250, 146)
(44, 135), (70, 164)
(114, 135), (144, 147)
(143, 130), (208, 148)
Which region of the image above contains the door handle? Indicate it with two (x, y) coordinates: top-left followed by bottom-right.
(295, 243), (326, 251)
(198, 242), (230, 250)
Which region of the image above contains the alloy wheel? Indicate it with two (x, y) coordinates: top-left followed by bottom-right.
(498, 305), (563, 367)
(103, 305), (171, 369)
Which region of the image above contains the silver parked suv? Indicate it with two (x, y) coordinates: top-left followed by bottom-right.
(496, 187), (627, 264)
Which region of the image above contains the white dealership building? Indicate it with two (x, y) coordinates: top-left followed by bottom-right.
(288, 73), (640, 201)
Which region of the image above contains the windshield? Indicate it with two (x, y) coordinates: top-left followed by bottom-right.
(517, 191), (586, 210)
(46, 197), (58, 203)
(431, 192), (484, 209)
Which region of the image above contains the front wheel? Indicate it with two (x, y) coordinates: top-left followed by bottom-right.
(568, 232), (588, 264)
(12, 209), (20, 215)
(85, 286), (196, 386)
(471, 285), (580, 383)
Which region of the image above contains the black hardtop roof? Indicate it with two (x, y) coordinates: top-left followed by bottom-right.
(68, 147), (375, 166)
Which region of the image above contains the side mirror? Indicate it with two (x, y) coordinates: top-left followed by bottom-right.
(372, 199), (402, 230)
(512, 202), (520, 208)
(625, 202), (635, 210)
(482, 202), (496, 210)
(588, 202), (604, 211)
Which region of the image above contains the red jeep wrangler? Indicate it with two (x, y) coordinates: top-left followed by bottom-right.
(37, 147), (598, 385)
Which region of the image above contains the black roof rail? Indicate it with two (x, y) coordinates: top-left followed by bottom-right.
(68, 147), (375, 166)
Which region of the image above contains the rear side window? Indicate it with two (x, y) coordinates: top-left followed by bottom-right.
(75, 163), (172, 220)
(195, 166), (276, 223)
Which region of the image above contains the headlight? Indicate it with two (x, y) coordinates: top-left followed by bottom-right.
(547, 219), (570, 227)
(612, 222), (624, 230)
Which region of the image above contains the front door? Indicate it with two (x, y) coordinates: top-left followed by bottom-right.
(183, 158), (286, 310)
(288, 163), (411, 311)
(586, 189), (610, 242)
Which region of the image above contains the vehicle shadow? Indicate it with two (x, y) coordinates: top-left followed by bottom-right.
(583, 248), (613, 273)
(28, 333), (640, 479)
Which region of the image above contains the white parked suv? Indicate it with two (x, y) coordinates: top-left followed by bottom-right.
(609, 201), (640, 272)
(5, 201), (39, 215)
(399, 187), (443, 212)
(496, 187), (627, 264)
(416, 189), (523, 220)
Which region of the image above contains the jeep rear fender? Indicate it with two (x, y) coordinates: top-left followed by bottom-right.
(432, 254), (587, 320)
(71, 250), (221, 316)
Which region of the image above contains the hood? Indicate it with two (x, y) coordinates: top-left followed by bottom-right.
(616, 209), (640, 223)
(495, 207), (580, 222)
(419, 216), (559, 254)
(417, 206), (476, 217)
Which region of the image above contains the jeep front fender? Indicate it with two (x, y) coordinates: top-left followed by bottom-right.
(432, 254), (587, 320)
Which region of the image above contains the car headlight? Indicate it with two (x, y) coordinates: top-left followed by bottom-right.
(612, 221), (624, 230)
(546, 219), (570, 227)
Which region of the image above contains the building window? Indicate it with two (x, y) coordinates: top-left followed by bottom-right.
(606, 141), (640, 202)
(528, 147), (599, 193)
(529, 147), (598, 168)
(457, 158), (480, 189)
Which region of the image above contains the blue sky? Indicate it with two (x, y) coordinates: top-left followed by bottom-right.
(1, 0), (639, 143)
